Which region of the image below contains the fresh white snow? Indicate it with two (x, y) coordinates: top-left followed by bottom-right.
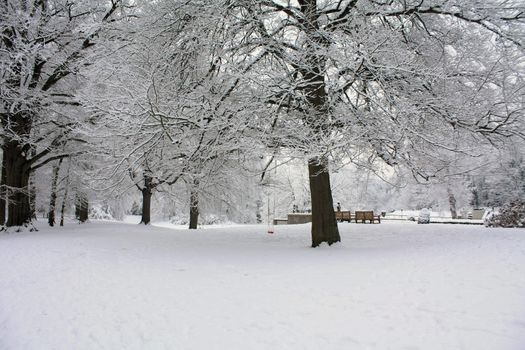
(1, 221), (524, 350)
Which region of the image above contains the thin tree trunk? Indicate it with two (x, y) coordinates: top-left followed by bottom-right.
(60, 160), (71, 226)
(28, 147), (37, 220)
(29, 176), (36, 219)
(75, 193), (80, 219)
(448, 187), (457, 219)
(255, 199), (262, 224)
(189, 180), (199, 229)
(59, 184), (69, 226)
(48, 159), (62, 226)
(309, 157), (340, 247)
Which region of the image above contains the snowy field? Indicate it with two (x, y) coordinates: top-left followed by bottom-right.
(1, 221), (524, 350)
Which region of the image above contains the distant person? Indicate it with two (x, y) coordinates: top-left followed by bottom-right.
(336, 202), (341, 212)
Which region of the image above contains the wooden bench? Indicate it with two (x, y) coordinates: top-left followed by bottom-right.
(355, 211), (381, 224)
(335, 211), (352, 222)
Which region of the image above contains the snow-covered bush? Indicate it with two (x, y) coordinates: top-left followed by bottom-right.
(89, 204), (114, 221)
(486, 200), (525, 228)
(130, 201), (142, 216)
(169, 216), (188, 225)
(417, 208), (430, 224)
(169, 214), (233, 226)
(200, 214), (234, 225)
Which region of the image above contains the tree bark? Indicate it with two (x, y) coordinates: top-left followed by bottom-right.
(59, 160), (71, 226)
(75, 192), (89, 223)
(28, 147), (37, 220)
(4, 140), (32, 227)
(29, 175), (36, 219)
(448, 187), (457, 219)
(48, 159), (62, 226)
(296, 0), (340, 247)
(189, 180), (199, 229)
(140, 175), (153, 225)
(0, 152), (6, 226)
(309, 157), (340, 247)
(59, 186), (68, 227)
(255, 199), (262, 223)
(140, 189), (152, 225)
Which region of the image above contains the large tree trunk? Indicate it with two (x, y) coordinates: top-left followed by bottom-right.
(4, 141), (32, 227)
(140, 189), (152, 225)
(140, 175), (153, 225)
(48, 159), (62, 226)
(1, 111), (33, 228)
(309, 157), (340, 247)
(75, 192), (89, 223)
(297, 0), (340, 247)
(189, 181), (199, 229)
(0, 153), (6, 226)
(301, 69), (340, 247)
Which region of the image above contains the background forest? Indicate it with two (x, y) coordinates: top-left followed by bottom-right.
(1, 0), (524, 244)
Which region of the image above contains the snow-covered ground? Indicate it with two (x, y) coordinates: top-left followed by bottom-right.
(1, 221), (524, 350)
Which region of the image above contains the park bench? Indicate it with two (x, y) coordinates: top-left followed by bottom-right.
(355, 211), (381, 224)
(335, 211), (352, 222)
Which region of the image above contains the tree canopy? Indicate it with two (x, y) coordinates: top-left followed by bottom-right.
(1, 0), (524, 243)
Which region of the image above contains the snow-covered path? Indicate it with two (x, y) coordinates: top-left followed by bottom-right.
(1, 221), (524, 350)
